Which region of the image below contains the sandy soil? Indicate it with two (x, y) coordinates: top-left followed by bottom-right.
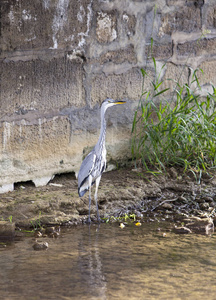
(0, 167), (216, 229)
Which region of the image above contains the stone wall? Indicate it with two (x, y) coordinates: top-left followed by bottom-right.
(0, 0), (216, 192)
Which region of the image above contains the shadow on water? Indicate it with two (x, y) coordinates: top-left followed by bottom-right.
(1, 222), (216, 299)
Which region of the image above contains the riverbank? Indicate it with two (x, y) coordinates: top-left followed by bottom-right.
(0, 168), (216, 231)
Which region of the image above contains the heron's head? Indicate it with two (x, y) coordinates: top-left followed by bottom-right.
(101, 98), (126, 112)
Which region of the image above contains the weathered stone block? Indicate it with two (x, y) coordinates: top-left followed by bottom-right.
(162, 62), (189, 91)
(91, 68), (146, 104)
(166, 0), (185, 6)
(198, 60), (216, 86)
(96, 11), (117, 43)
(122, 13), (136, 37)
(1, 57), (85, 115)
(0, 116), (72, 185)
(145, 43), (172, 59)
(0, 0), (92, 52)
(206, 6), (216, 28)
(185, 0), (204, 8)
(177, 38), (216, 57)
(98, 45), (137, 64)
(160, 6), (201, 36)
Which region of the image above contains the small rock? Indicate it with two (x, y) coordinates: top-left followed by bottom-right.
(161, 203), (173, 209)
(131, 168), (143, 173)
(49, 183), (63, 187)
(200, 202), (209, 210)
(34, 231), (43, 238)
(210, 177), (216, 185)
(33, 241), (49, 251)
(134, 210), (143, 218)
(202, 196), (213, 202)
(169, 167), (178, 178)
(106, 164), (117, 172)
(119, 223), (125, 229)
(177, 175), (182, 182)
(45, 227), (56, 235)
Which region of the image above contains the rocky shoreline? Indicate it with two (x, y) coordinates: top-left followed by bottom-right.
(0, 168), (215, 236)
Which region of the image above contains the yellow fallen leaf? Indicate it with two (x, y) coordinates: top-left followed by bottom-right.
(135, 222), (141, 226)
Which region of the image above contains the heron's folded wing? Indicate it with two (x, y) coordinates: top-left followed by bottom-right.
(78, 151), (96, 189)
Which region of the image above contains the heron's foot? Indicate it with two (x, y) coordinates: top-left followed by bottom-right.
(87, 214), (91, 224)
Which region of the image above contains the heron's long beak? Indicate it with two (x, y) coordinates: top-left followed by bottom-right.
(114, 100), (126, 105)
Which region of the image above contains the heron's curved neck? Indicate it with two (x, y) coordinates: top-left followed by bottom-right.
(96, 108), (107, 150)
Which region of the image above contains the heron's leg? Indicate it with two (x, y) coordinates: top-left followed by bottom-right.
(88, 175), (93, 224)
(95, 176), (101, 222)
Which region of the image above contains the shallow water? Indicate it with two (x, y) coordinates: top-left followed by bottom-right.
(1, 222), (216, 300)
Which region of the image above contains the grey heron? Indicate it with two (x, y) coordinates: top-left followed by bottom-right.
(78, 99), (126, 223)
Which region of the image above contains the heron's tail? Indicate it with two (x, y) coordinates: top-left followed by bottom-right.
(78, 180), (95, 197)
(78, 188), (87, 197)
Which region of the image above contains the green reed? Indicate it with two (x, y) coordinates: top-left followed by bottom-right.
(132, 60), (216, 180)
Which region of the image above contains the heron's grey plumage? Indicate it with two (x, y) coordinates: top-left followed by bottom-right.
(78, 98), (126, 223)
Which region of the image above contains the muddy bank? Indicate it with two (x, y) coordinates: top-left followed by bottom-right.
(0, 168), (216, 230)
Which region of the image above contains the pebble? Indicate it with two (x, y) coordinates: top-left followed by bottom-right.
(202, 196), (213, 202)
(169, 167), (178, 178)
(119, 223), (125, 229)
(161, 203), (173, 209)
(200, 202), (209, 210)
(33, 241), (49, 251)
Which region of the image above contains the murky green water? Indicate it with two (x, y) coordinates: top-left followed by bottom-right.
(1, 222), (216, 300)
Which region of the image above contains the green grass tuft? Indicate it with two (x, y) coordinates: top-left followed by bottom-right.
(132, 61), (216, 181)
